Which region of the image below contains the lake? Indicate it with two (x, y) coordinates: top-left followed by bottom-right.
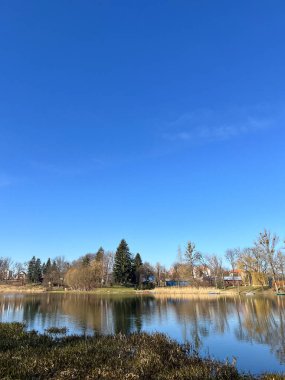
(0, 293), (285, 375)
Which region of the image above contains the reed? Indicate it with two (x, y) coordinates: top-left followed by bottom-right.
(0, 284), (46, 293)
(150, 286), (223, 295)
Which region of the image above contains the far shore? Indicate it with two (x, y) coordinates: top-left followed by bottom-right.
(0, 284), (277, 297)
(0, 284), (46, 294)
(0, 284), (136, 295)
(149, 285), (274, 296)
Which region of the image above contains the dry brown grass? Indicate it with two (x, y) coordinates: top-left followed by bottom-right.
(0, 323), (263, 379)
(149, 286), (271, 297)
(0, 284), (46, 293)
(150, 286), (225, 295)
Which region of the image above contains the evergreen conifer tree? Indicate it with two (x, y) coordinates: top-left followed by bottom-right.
(51, 260), (57, 272)
(96, 247), (104, 262)
(82, 254), (91, 267)
(27, 256), (36, 282)
(133, 253), (143, 285)
(113, 239), (132, 284)
(35, 258), (42, 282)
(43, 258), (51, 275)
(27, 256), (42, 283)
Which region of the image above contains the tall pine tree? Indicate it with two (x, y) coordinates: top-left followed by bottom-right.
(82, 254), (91, 267)
(113, 239), (133, 284)
(27, 256), (36, 282)
(95, 247), (104, 262)
(42, 258), (51, 276)
(35, 258), (42, 282)
(27, 256), (42, 283)
(134, 253), (143, 285)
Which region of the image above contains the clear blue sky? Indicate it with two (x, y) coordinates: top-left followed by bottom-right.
(0, 1), (284, 267)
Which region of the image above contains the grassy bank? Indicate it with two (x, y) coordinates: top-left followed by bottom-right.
(50, 286), (137, 295)
(221, 286), (272, 295)
(0, 284), (274, 297)
(0, 284), (46, 293)
(150, 286), (273, 296)
(0, 323), (282, 380)
(150, 286), (222, 295)
(0, 284), (137, 295)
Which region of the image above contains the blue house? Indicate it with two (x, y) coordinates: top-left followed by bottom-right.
(165, 280), (190, 287)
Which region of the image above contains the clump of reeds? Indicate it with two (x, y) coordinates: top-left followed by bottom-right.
(45, 326), (68, 335)
(0, 322), (279, 379)
(151, 286), (222, 295)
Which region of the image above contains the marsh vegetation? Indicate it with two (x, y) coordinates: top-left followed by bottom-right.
(1, 322), (283, 380)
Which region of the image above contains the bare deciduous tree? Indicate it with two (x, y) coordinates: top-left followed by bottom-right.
(0, 257), (12, 281)
(205, 254), (224, 288)
(276, 250), (285, 283)
(103, 251), (114, 285)
(255, 229), (280, 292)
(225, 248), (240, 287)
(184, 241), (203, 278)
(155, 262), (166, 286)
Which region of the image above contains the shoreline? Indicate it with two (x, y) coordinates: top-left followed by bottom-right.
(0, 284), (137, 295)
(0, 285), (46, 294)
(149, 285), (274, 297)
(0, 284), (276, 297)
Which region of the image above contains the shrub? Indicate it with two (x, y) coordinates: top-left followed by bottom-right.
(136, 281), (155, 290)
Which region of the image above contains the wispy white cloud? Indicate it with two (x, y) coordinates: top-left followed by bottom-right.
(162, 104), (280, 143)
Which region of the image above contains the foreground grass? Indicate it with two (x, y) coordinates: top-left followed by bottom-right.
(0, 323), (283, 379)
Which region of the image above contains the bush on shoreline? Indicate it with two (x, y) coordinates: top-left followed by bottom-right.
(0, 323), (283, 379)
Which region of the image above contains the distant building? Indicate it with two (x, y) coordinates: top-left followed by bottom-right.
(3, 270), (13, 280)
(193, 265), (211, 279)
(223, 276), (242, 286)
(15, 271), (27, 281)
(165, 280), (190, 287)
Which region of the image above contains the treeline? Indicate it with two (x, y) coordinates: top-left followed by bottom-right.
(171, 229), (285, 291)
(27, 256), (69, 286)
(1, 229), (285, 291)
(227, 229), (285, 292)
(65, 240), (160, 290)
(0, 239), (163, 290)
(65, 247), (113, 290)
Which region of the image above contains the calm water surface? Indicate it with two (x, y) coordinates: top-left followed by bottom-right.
(0, 293), (285, 375)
